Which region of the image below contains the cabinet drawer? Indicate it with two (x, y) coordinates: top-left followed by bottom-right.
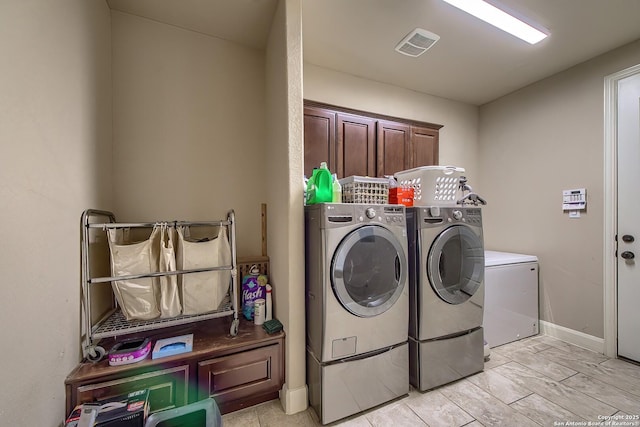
(198, 343), (282, 405)
(76, 365), (189, 413)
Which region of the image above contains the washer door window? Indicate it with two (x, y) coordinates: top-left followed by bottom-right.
(332, 225), (407, 317)
(427, 225), (484, 305)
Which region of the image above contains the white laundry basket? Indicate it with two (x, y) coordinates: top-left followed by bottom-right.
(394, 166), (465, 206)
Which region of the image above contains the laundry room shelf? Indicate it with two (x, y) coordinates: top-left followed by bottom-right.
(89, 295), (233, 339)
(80, 209), (240, 363)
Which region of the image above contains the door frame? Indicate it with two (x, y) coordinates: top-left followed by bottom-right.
(603, 63), (640, 358)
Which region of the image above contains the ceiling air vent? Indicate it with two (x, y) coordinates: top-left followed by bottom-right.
(395, 28), (440, 57)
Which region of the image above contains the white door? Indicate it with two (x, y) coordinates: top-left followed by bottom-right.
(617, 71), (640, 363)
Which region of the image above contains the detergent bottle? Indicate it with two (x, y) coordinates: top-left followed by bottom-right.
(332, 173), (342, 203)
(307, 162), (333, 204)
(305, 171), (317, 205)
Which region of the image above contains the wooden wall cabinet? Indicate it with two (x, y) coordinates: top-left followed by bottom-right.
(304, 108), (336, 178)
(337, 113), (376, 178)
(304, 102), (442, 179)
(410, 126), (439, 169)
(377, 120), (410, 177)
(65, 318), (284, 417)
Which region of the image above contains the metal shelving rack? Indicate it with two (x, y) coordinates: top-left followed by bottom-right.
(80, 209), (239, 362)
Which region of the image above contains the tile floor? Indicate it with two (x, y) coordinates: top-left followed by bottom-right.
(221, 334), (640, 426)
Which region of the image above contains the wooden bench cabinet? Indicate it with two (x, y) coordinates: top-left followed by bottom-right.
(65, 318), (284, 417)
(198, 341), (282, 413)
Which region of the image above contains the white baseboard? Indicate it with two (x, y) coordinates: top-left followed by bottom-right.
(539, 320), (605, 354)
(279, 383), (308, 415)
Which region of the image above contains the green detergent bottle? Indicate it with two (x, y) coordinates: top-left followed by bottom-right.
(306, 162), (333, 204)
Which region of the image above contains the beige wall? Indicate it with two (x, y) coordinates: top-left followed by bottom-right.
(265, 0), (307, 413)
(111, 4), (310, 414)
(0, 0), (112, 425)
(478, 40), (640, 339)
(111, 11), (267, 257)
(303, 64), (480, 181)
(4, 1), (636, 423)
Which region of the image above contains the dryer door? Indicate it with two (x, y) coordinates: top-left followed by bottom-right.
(332, 225), (407, 317)
(427, 225), (484, 304)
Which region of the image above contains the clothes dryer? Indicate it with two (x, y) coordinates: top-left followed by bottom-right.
(305, 203), (409, 424)
(406, 206), (485, 391)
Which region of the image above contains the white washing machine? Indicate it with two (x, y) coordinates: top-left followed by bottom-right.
(484, 250), (539, 348)
(305, 203), (409, 425)
(406, 206), (485, 391)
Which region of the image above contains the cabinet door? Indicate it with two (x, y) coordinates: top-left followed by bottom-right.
(304, 102), (441, 179)
(377, 120), (411, 176)
(198, 343), (282, 413)
(76, 365), (189, 414)
(304, 107), (336, 178)
(337, 113), (376, 178)
(410, 126), (439, 168)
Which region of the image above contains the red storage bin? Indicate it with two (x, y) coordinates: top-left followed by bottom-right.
(389, 187), (414, 206)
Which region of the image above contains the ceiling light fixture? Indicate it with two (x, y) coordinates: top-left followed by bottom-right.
(441, 0), (548, 44)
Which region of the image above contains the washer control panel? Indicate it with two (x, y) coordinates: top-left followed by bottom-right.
(355, 205), (406, 225)
(419, 206), (482, 227)
(383, 206), (406, 225)
(463, 208), (482, 226)
(321, 203), (406, 226)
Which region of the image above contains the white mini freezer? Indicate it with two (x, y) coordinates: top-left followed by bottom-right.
(484, 250), (539, 348)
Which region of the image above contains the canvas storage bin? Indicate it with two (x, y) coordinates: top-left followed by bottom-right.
(157, 225), (182, 318)
(394, 165), (465, 206)
(176, 225), (231, 315)
(107, 227), (161, 321)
